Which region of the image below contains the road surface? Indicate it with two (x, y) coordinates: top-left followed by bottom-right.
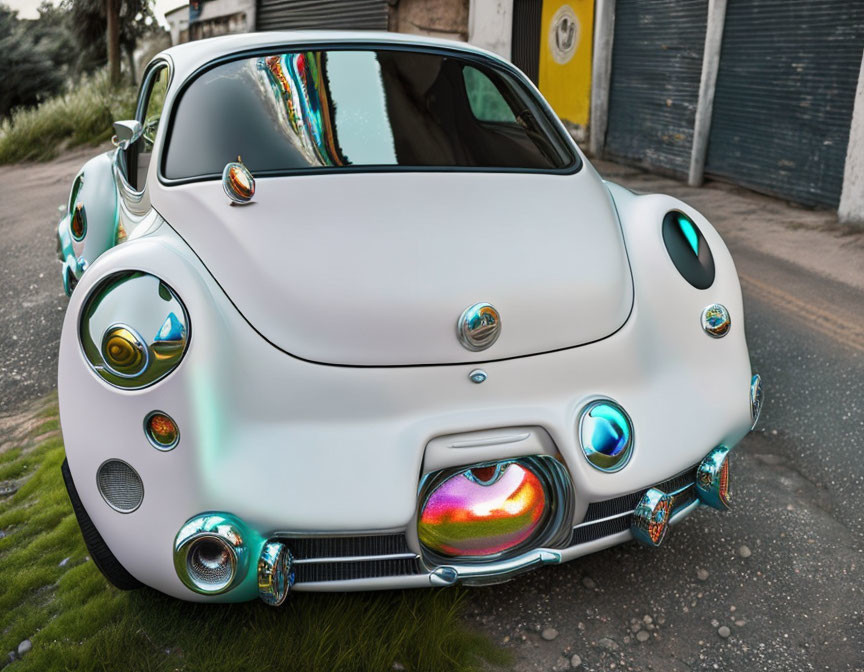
(0, 150), (861, 671)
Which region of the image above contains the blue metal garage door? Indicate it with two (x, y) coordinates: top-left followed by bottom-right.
(705, 0), (864, 207)
(605, 0), (708, 177)
(256, 0), (388, 31)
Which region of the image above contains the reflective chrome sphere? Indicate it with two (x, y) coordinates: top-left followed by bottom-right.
(579, 400), (634, 472)
(701, 303), (731, 338)
(80, 272), (189, 389)
(457, 303), (501, 351)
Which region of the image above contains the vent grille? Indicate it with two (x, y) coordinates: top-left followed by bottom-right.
(573, 465), (699, 546)
(278, 534), (420, 584)
(96, 460), (143, 513)
(286, 534), (411, 561)
(583, 465), (698, 523)
(294, 558), (421, 584)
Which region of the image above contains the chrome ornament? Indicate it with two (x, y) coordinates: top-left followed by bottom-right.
(750, 373), (763, 429)
(222, 157), (255, 204)
(701, 303), (731, 338)
(468, 369), (487, 384)
(631, 487), (673, 547)
(457, 302), (501, 352)
(578, 400), (634, 472)
(258, 541), (295, 606)
(696, 445), (732, 510)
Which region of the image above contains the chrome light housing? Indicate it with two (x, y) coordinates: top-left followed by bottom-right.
(174, 514), (249, 595)
(632, 487), (672, 547)
(79, 272), (189, 389)
(258, 541), (294, 606)
(695, 445), (731, 510)
(578, 400), (634, 472)
(750, 374), (763, 429)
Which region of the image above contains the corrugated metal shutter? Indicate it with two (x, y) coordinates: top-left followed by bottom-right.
(605, 0), (708, 176)
(705, 0), (864, 207)
(511, 0), (543, 84)
(256, 0), (388, 31)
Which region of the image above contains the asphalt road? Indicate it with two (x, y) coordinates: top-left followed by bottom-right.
(0, 151), (862, 671)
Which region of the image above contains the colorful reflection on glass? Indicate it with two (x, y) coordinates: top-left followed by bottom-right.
(259, 52), (345, 167)
(418, 462), (548, 558)
(579, 401), (633, 471)
(632, 487), (672, 547)
(696, 445), (731, 510)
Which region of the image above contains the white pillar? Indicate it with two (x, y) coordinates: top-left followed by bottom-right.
(589, 0), (616, 158)
(468, 0), (514, 60)
(839, 52), (864, 226)
(688, 0), (727, 187)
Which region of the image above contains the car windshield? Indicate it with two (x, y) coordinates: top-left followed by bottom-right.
(161, 48), (577, 181)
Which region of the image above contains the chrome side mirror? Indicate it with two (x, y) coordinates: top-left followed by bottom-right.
(112, 120), (143, 150)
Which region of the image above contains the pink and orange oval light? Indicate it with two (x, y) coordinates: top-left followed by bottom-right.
(418, 462), (548, 558)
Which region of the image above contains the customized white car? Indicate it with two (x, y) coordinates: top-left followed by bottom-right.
(56, 31), (762, 605)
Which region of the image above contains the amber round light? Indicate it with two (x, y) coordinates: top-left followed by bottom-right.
(101, 325), (148, 377)
(145, 411), (179, 450)
(71, 202), (87, 240)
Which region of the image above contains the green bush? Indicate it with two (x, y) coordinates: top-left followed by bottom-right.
(0, 70), (136, 164)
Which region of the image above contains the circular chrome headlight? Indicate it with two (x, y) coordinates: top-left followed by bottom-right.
(79, 272), (189, 389)
(579, 400), (634, 472)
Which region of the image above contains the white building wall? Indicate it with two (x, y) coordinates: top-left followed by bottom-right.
(468, 0), (513, 60)
(839, 53), (864, 226)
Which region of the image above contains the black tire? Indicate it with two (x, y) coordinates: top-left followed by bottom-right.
(61, 458), (143, 590)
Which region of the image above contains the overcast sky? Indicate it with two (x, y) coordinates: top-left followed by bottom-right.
(7, 0), (183, 27)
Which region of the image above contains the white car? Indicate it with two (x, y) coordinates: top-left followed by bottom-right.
(56, 31), (762, 605)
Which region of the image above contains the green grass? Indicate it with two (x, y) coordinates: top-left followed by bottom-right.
(0, 71), (136, 164)
(0, 398), (508, 672)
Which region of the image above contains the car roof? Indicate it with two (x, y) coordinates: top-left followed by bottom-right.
(157, 30), (510, 89)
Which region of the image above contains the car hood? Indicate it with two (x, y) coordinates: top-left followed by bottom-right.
(152, 169), (633, 366)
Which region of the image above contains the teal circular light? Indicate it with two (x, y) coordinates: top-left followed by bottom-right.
(579, 400), (634, 472)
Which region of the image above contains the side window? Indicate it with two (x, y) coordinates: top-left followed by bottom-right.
(127, 64), (168, 190)
(140, 65), (168, 152)
(462, 66), (518, 124)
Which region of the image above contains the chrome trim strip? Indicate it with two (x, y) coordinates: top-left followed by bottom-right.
(573, 510), (632, 528)
(292, 552), (419, 565)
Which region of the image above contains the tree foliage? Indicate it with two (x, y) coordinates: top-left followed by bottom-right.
(0, 3), (68, 117)
(64, 0), (157, 81)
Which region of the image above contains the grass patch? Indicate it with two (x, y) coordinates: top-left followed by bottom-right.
(0, 399), (507, 671)
(0, 71), (135, 164)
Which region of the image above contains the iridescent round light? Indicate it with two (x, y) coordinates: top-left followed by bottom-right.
(696, 445), (732, 510)
(579, 400), (634, 472)
(701, 303), (731, 338)
(418, 461), (547, 558)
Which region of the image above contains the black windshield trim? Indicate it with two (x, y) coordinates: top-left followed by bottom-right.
(157, 42), (582, 186)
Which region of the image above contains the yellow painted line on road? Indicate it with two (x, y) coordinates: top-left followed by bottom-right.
(740, 273), (864, 354)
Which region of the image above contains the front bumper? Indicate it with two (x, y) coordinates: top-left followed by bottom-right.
(59, 206), (753, 602)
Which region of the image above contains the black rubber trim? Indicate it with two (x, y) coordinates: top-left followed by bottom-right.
(61, 458), (142, 591)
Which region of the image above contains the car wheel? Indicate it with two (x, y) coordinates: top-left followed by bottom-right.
(61, 458), (142, 591)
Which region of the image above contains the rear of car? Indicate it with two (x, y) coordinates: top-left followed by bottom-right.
(57, 33), (759, 605)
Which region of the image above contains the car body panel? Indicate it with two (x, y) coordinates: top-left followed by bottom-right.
(153, 168), (633, 365)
